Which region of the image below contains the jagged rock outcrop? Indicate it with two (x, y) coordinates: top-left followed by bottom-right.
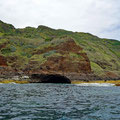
(25, 39), (92, 81)
(39, 39), (91, 73)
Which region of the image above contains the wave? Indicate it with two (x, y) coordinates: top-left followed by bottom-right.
(9, 82), (17, 84)
(76, 83), (115, 87)
(0, 82), (17, 84)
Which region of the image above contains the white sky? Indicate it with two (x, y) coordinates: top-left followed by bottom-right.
(0, 0), (120, 40)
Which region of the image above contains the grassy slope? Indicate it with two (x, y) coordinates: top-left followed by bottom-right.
(0, 20), (120, 77)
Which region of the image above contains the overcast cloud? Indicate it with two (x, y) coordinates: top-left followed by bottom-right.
(0, 0), (120, 40)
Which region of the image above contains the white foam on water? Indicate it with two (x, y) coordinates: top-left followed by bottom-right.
(76, 83), (115, 87)
(0, 82), (17, 84)
(10, 82), (17, 84)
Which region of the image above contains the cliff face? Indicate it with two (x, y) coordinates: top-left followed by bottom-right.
(0, 20), (120, 81)
(27, 39), (91, 75)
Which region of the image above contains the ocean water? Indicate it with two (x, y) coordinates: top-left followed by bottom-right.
(0, 83), (120, 120)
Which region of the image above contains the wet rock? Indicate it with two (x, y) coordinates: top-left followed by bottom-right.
(115, 84), (120, 86)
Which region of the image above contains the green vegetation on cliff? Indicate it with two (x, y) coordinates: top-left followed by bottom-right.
(0, 20), (120, 79)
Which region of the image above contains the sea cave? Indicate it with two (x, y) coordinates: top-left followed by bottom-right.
(31, 74), (71, 84)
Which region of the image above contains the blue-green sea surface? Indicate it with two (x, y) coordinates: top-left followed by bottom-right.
(0, 83), (120, 120)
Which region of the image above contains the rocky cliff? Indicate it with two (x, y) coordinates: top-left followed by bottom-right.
(0, 20), (120, 82)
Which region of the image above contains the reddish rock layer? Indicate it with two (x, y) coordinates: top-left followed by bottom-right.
(0, 55), (7, 66)
(29, 39), (92, 76)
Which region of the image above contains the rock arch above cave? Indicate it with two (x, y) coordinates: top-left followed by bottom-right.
(31, 74), (71, 84)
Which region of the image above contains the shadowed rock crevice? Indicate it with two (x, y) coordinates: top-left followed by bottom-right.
(31, 74), (71, 84)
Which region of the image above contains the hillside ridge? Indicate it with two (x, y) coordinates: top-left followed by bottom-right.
(0, 20), (120, 81)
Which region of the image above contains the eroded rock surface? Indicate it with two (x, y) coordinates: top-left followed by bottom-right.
(0, 55), (7, 66)
(0, 20), (120, 82)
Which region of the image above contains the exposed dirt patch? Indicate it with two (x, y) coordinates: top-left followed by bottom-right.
(0, 43), (6, 50)
(33, 39), (83, 55)
(105, 72), (119, 79)
(0, 55), (8, 66)
(29, 39), (91, 76)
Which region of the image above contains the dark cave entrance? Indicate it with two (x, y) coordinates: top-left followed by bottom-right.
(31, 74), (71, 84)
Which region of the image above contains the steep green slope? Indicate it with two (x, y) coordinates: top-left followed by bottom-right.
(0, 20), (120, 79)
(0, 20), (15, 35)
(71, 33), (120, 77)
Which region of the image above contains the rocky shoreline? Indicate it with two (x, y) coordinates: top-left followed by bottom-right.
(0, 77), (120, 87)
(0, 20), (120, 85)
(0, 72), (120, 84)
